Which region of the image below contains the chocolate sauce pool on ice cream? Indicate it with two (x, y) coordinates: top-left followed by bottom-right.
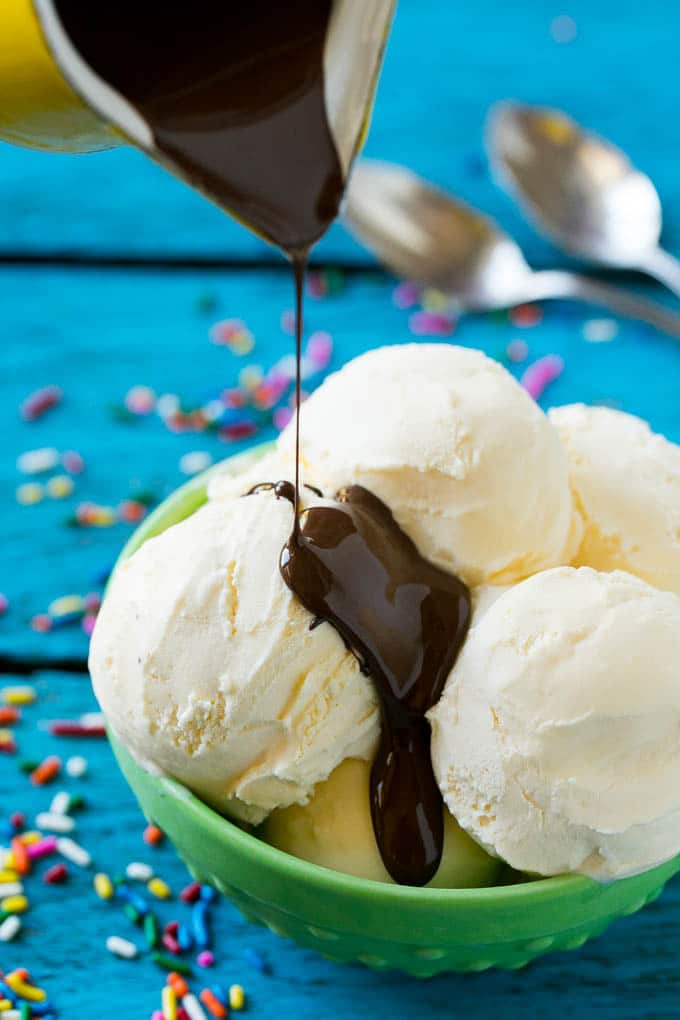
(65, 1), (473, 884)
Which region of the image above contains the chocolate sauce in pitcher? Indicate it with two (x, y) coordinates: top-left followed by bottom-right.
(56, 1), (472, 885)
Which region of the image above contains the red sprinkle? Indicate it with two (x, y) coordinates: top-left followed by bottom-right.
(20, 385), (63, 421)
(218, 422), (258, 443)
(0, 707), (20, 725)
(44, 862), (68, 884)
(179, 881), (202, 904)
(509, 303), (543, 327)
(48, 722), (106, 737)
(10, 812), (25, 831)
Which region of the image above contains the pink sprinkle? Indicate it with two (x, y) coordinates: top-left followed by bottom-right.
(21, 385), (63, 422)
(273, 407), (293, 431)
(62, 450), (85, 474)
(506, 339), (529, 363)
(27, 836), (58, 859)
(0, 593), (8, 616)
(125, 385), (156, 416)
(31, 614), (52, 633)
(219, 422), (258, 443)
(306, 331), (333, 370)
(209, 318), (250, 346)
(306, 270), (327, 299)
(280, 309), (296, 335)
(82, 614), (97, 637)
(520, 354), (564, 400)
(221, 388), (247, 409)
(393, 281), (420, 309)
(84, 592), (101, 612)
(197, 951), (214, 968)
(152, 1012), (164, 1020)
(510, 304), (543, 328)
(409, 311), (456, 337)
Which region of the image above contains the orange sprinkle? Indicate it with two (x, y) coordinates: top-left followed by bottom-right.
(0, 708), (19, 725)
(30, 755), (61, 786)
(200, 989), (227, 1018)
(143, 824), (164, 846)
(10, 837), (30, 876)
(167, 973), (189, 999)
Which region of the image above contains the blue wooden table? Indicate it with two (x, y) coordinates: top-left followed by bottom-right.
(2, 2), (680, 1016)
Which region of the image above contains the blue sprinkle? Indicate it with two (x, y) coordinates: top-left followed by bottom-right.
(116, 883), (148, 915)
(243, 947), (269, 974)
(210, 985), (228, 1006)
(192, 901), (210, 949)
(177, 923), (193, 952)
(92, 562), (113, 586)
(29, 1003), (56, 1017)
(0, 981), (15, 1003)
(200, 884), (217, 903)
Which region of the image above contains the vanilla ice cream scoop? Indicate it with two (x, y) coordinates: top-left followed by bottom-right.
(549, 403), (680, 594)
(270, 343), (580, 586)
(90, 491), (379, 824)
(430, 566), (680, 880)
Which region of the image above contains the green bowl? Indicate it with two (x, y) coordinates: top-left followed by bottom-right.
(107, 444), (680, 977)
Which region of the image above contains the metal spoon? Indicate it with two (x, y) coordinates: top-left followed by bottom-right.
(344, 160), (680, 338)
(487, 101), (680, 297)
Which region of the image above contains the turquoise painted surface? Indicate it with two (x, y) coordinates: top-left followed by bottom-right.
(1, 1), (680, 1016)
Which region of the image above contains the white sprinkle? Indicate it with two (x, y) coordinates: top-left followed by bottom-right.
(182, 994), (208, 1020)
(3, 1010), (21, 1019)
(106, 934), (138, 959)
(126, 861), (153, 882)
(0, 915), (21, 942)
(156, 393), (180, 419)
(80, 711), (105, 728)
(16, 447), (60, 475)
(583, 317), (619, 343)
(56, 837), (91, 867)
(50, 791), (71, 815)
(36, 812), (75, 834)
(179, 451), (213, 476)
(0, 882), (23, 898)
(550, 13), (577, 43)
(66, 755), (88, 778)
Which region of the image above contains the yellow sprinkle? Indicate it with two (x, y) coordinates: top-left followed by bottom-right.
(1, 895), (28, 914)
(5, 974), (46, 1002)
(19, 831), (41, 846)
(0, 870), (19, 884)
(0, 730), (14, 746)
(0, 999), (13, 1011)
(162, 985), (177, 1020)
(16, 482), (44, 506)
(148, 877), (171, 900)
(46, 475), (74, 499)
(538, 112), (574, 145)
(94, 872), (114, 900)
(229, 984), (245, 1010)
(1, 685), (37, 706)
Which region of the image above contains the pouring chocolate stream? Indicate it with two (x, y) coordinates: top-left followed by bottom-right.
(54, 0), (471, 885)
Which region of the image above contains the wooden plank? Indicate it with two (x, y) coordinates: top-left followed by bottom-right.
(1, 0), (680, 264)
(2, 263), (680, 662)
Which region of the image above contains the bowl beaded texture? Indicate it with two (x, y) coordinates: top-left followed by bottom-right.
(108, 444), (680, 976)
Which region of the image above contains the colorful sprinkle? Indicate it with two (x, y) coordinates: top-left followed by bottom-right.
(0, 916), (21, 942)
(43, 863), (68, 885)
(509, 303), (543, 327)
(55, 837), (91, 868)
(180, 882), (201, 904)
(65, 756), (88, 778)
(199, 989), (225, 1018)
(0, 594), (8, 616)
(520, 354), (565, 400)
(30, 757), (61, 786)
(127, 861), (154, 882)
(94, 873), (114, 900)
(16, 448), (59, 475)
(179, 452), (213, 476)
(181, 995), (208, 1020)
(162, 986), (178, 1020)
(46, 475), (74, 499)
(106, 935), (138, 960)
(16, 483), (44, 506)
(61, 450), (85, 474)
(408, 310), (456, 337)
(506, 339), (529, 363)
(125, 385), (156, 416)
(144, 825), (165, 847)
(34, 813), (74, 834)
(20, 385), (62, 422)
(196, 951), (213, 969)
(583, 317), (619, 343)
(228, 985), (245, 1011)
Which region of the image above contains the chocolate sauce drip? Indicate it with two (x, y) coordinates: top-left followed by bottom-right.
(53, 1), (345, 254)
(57, 2), (471, 886)
(245, 480), (296, 504)
(279, 485), (472, 885)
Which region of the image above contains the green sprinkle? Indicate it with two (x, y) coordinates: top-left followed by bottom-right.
(144, 912), (160, 948)
(20, 1004), (30, 1020)
(18, 759), (38, 773)
(151, 951), (193, 975)
(124, 903), (142, 925)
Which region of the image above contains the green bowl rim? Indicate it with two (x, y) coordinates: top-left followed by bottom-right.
(111, 441), (680, 907)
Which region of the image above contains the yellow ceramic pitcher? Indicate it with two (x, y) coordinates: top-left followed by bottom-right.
(0, 0), (395, 183)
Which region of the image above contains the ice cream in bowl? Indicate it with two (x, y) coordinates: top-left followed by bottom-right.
(91, 343), (680, 975)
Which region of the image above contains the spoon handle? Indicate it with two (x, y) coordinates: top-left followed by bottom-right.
(526, 270), (680, 340)
(635, 247), (680, 300)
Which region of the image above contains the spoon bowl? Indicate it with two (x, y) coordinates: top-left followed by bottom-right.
(487, 101), (680, 293)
